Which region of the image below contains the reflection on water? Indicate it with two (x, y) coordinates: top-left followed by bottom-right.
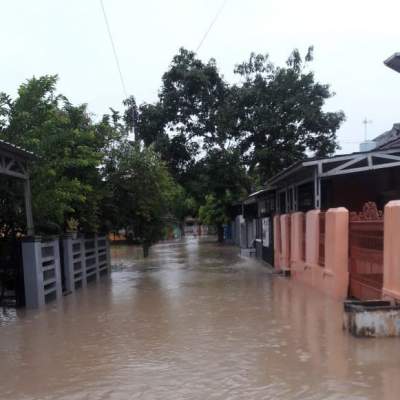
(1, 236), (400, 399)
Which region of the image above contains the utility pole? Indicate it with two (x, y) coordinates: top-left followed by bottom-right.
(362, 117), (373, 141)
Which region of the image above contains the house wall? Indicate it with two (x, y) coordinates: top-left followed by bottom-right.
(324, 167), (400, 211)
(253, 215), (274, 265)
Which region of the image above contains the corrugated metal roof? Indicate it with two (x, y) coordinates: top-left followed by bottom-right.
(0, 139), (36, 160)
(247, 188), (270, 198)
(384, 53), (400, 73)
(265, 139), (400, 187)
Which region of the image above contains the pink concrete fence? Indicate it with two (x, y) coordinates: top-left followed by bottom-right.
(274, 201), (400, 302)
(276, 208), (350, 300)
(288, 208), (349, 300)
(383, 201), (400, 302)
(275, 208), (349, 300)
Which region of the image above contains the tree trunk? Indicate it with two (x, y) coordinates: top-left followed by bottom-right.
(217, 224), (224, 243)
(143, 243), (150, 258)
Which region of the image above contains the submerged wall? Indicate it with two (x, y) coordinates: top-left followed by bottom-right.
(289, 208), (349, 300)
(22, 234), (110, 309)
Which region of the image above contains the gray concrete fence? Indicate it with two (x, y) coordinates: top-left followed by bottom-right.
(22, 234), (110, 309)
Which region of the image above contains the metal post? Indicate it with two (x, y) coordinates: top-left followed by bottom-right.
(276, 191), (280, 213)
(285, 188), (289, 213)
(24, 178), (34, 236)
(314, 166), (321, 209)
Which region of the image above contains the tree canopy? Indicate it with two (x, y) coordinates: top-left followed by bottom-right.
(233, 47), (345, 182)
(134, 47), (344, 239)
(103, 142), (177, 256)
(0, 76), (110, 233)
(0, 46), (345, 251)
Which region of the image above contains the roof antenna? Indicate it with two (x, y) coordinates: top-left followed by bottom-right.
(362, 117), (373, 141)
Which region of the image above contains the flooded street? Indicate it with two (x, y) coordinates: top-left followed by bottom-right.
(1, 237), (400, 399)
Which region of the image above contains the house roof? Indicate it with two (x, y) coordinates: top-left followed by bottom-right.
(264, 132), (400, 188)
(247, 188), (270, 198)
(244, 123), (400, 202)
(373, 123), (400, 149)
(384, 53), (400, 73)
(0, 139), (36, 160)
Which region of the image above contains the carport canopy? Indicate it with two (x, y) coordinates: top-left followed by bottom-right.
(0, 139), (35, 235)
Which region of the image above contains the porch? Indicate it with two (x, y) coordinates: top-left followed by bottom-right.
(267, 146), (400, 213)
(0, 139), (35, 306)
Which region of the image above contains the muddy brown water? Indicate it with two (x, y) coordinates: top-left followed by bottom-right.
(1, 237), (400, 400)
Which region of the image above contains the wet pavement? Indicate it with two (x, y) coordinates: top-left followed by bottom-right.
(1, 237), (400, 399)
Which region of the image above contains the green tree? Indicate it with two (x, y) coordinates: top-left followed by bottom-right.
(154, 47), (233, 199)
(234, 47), (345, 183)
(197, 148), (250, 242)
(168, 184), (197, 234)
(135, 101), (199, 184)
(157, 49), (249, 228)
(104, 142), (176, 256)
(199, 194), (230, 243)
(0, 75), (115, 233)
(160, 48), (232, 152)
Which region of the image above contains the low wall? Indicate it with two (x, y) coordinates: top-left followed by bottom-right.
(271, 201), (400, 303)
(383, 201), (400, 302)
(289, 208), (349, 300)
(62, 234), (110, 292)
(22, 234), (110, 309)
(22, 236), (63, 309)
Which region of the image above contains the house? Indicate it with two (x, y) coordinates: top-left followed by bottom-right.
(238, 123), (400, 258)
(228, 54), (400, 302)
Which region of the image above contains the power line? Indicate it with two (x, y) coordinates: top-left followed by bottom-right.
(100, 0), (128, 99)
(196, 0), (229, 53)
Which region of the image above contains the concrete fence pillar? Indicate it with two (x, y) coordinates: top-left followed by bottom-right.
(62, 234), (75, 293)
(22, 237), (45, 309)
(62, 234), (87, 292)
(94, 234), (100, 280)
(22, 236), (62, 309)
(52, 239), (63, 300)
(83, 235), (98, 283)
(290, 212), (304, 271)
(305, 210), (320, 267)
(273, 214), (281, 270)
(325, 207), (349, 299)
(106, 236), (111, 273)
(383, 201), (400, 302)
(96, 234), (111, 275)
(280, 214), (291, 272)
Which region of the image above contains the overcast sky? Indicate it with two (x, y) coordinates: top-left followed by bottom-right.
(2, 0), (400, 154)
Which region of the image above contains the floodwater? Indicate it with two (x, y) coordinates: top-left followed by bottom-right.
(1, 238), (400, 400)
